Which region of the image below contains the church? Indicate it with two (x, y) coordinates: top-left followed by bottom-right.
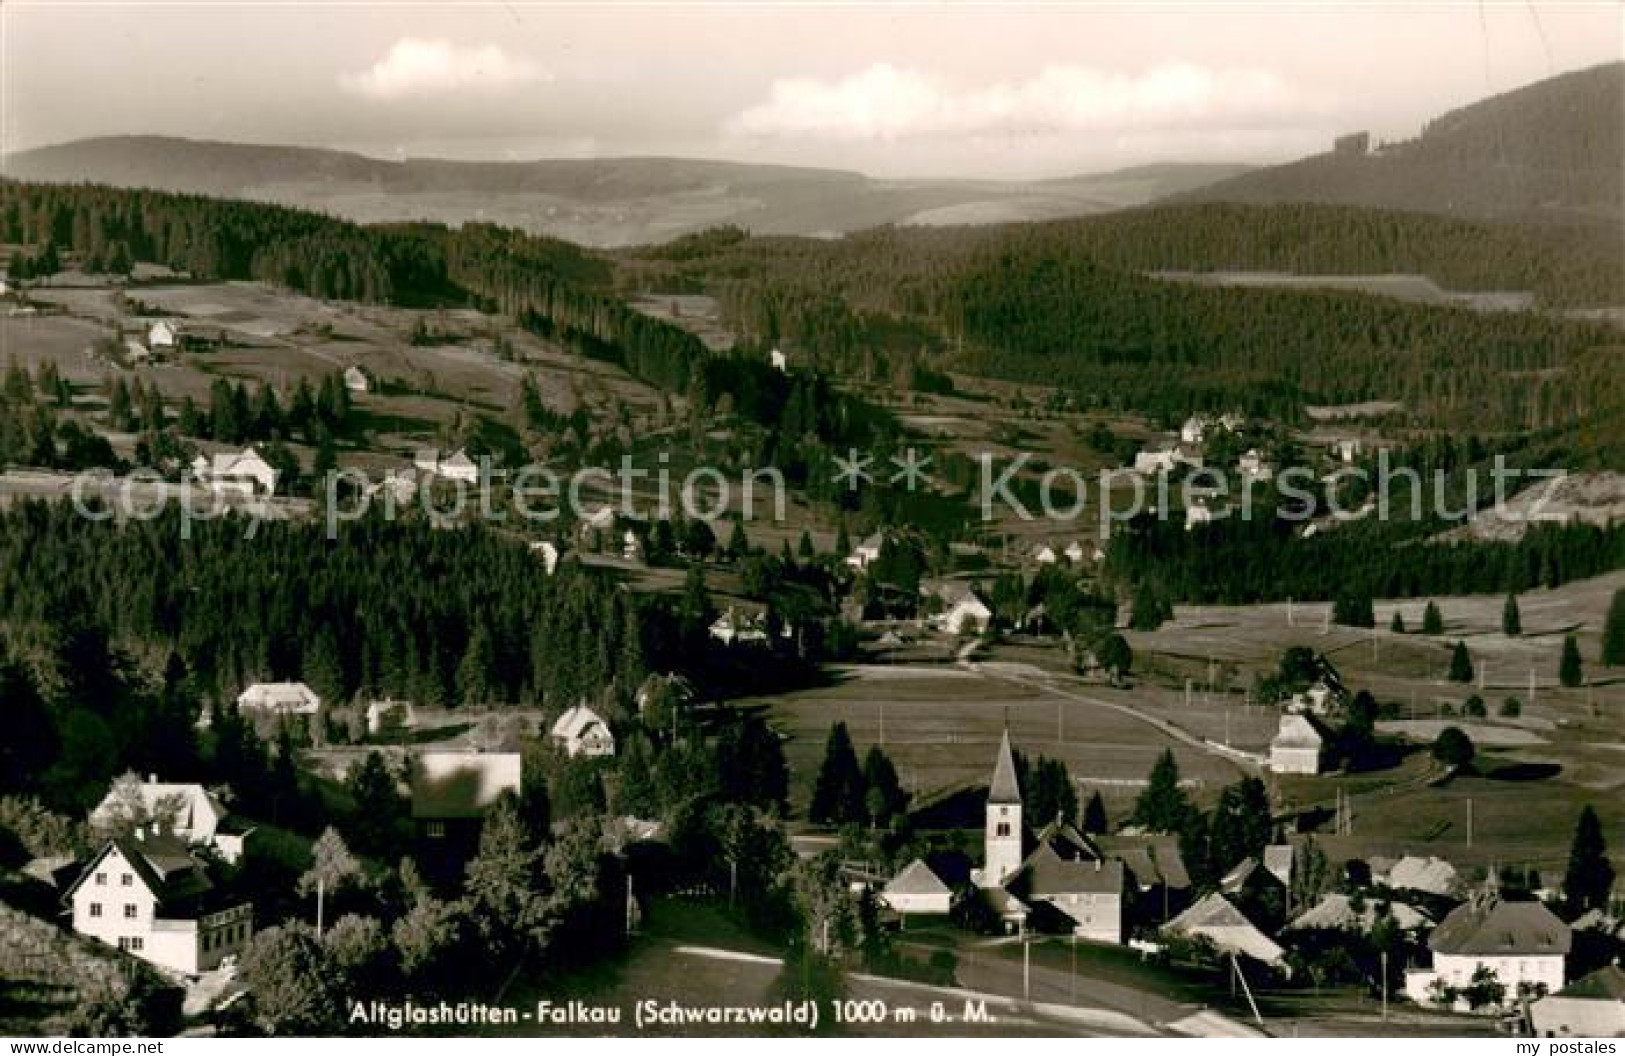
(972, 728), (1126, 944)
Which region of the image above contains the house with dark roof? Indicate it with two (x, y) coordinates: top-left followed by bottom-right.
(410, 751), (522, 879)
(65, 830), (252, 977)
(1530, 964), (1625, 1038)
(1099, 833), (1192, 929)
(1403, 895), (1571, 1009)
(1008, 835), (1125, 943)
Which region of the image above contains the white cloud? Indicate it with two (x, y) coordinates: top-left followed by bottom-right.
(341, 39), (548, 102)
(727, 62), (1312, 141)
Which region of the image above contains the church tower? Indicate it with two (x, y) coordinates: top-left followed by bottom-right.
(977, 726), (1023, 888)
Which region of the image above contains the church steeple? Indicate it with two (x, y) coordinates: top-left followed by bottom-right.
(989, 725), (1021, 805)
(977, 724), (1024, 889)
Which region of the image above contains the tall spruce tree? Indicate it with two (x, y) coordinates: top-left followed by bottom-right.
(1562, 805), (1615, 918)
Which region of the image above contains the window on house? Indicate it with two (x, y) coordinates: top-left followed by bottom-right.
(123, 904), (137, 919)
(996, 823), (1011, 837)
(89, 903), (103, 918)
(121, 874), (133, 887)
(94, 872), (106, 886)
(427, 820), (446, 839)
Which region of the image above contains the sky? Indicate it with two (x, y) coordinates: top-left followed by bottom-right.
(2, 2), (1620, 180)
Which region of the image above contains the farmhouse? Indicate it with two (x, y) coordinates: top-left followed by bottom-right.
(1165, 892), (1286, 968)
(1530, 964), (1625, 1038)
(1179, 415), (1211, 445)
(1009, 827), (1125, 943)
(1269, 712), (1331, 775)
(148, 320), (181, 351)
(124, 338), (152, 364)
(769, 348), (788, 373)
(236, 681), (320, 715)
(550, 704), (615, 758)
(846, 531), (886, 571)
(1063, 540), (1087, 564)
(881, 859), (953, 916)
(65, 830), (253, 977)
(1286, 892), (1432, 935)
(1379, 855), (1464, 899)
(191, 447), (278, 497)
(1404, 894), (1570, 1010)
(409, 750), (522, 876)
(938, 590), (993, 635)
(1238, 449), (1274, 481)
(88, 776), (252, 864)
(1032, 544), (1059, 565)
(343, 365), (370, 393)
(709, 607), (772, 647)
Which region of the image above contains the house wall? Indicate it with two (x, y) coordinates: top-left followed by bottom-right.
(72, 848), (160, 953)
(1270, 746), (1321, 774)
(1531, 996), (1625, 1038)
(1044, 892), (1122, 943)
(883, 891), (951, 915)
(1405, 954), (1566, 1008)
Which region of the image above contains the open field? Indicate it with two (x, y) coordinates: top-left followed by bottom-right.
(743, 662), (1249, 824)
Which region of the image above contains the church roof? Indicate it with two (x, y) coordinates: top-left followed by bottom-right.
(989, 727), (1021, 805)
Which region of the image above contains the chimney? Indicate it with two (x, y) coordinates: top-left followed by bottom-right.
(148, 774), (157, 784)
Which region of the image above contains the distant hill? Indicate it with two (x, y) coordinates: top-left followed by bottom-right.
(0, 136), (1251, 247)
(1169, 63), (1624, 229)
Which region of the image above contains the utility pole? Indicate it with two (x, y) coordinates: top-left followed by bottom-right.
(1023, 935), (1031, 1001)
(1467, 798), (1474, 849)
(880, 700), (886, 746)
(1381, 951), (1389, 1022)
(1287, 597), (1295, 627)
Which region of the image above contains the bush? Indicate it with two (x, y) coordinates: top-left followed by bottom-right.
(1432, 727), (1476, 769)
(1463, 694), (1486, 718)
(1499, 696), (1522, 718)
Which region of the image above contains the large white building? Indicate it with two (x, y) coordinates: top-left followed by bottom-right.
(550, 704), (616, 758)
(66, 831), (252, 977)
(1404, 895), (1571, 1010)
(88, 775), (252, 864)
(1269, 713), (1330, 775)
(191, 447), (278, 497)
(236, 681), (321, 716)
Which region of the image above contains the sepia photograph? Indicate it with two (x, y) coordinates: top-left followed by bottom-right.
(0, 0), (1621, 1043)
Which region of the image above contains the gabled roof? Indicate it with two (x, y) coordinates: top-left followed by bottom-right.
(90, 780), (229, 842)
(988, 728), (1021, 805)
(1013, 841), (1124, 899)
(1285, 893), (1432, 934)
(1099, 834), (1192, 892)
(1383, 854), (1462, 897)
(237, 681), (320, 711)
(886, 858), (952, 898)
(409, 751), (522, 820)
(1263, 844), (1294, 887)
(1167, 892), (1285, 965)
(552, 704), (610, 742)
(1429, 896), (1571, 957)
(65, 832), (213, 911)
(1552, 964), (1625, 1002)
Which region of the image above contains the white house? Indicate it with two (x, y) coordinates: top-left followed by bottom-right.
(1334, 438), (1364, 464)
(66, 831), (253, 977)
(236, 681), (321, 716)
(191, 447), (278, 497)
(846, 531), (886, 571)
(1185, 502), (1217, 531)
(88, 776), (251, 865)
(621, 528), (644, 563)
(550, 704), (615, 758)
(769, 348), (788, 373)
(124, 338), (152, 364)
(1032, 544), (1059, 565)
(343, 366), (370, 394)
(882, 859), (952, 916)
(939, 591), (993, 636)
(1180, 415), (1211, 445)
(1063, 541), (1087, 564)
(1134, 448), (1180, 476)
(1531, 964), (1625, 1038)
(1404, 895), (1570, 1010)
(1286, 892), (1432, 936)
(148, 320), (181, 351)
(1008, 825), (1125, 944)
(1269, 713), (1329, 775)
